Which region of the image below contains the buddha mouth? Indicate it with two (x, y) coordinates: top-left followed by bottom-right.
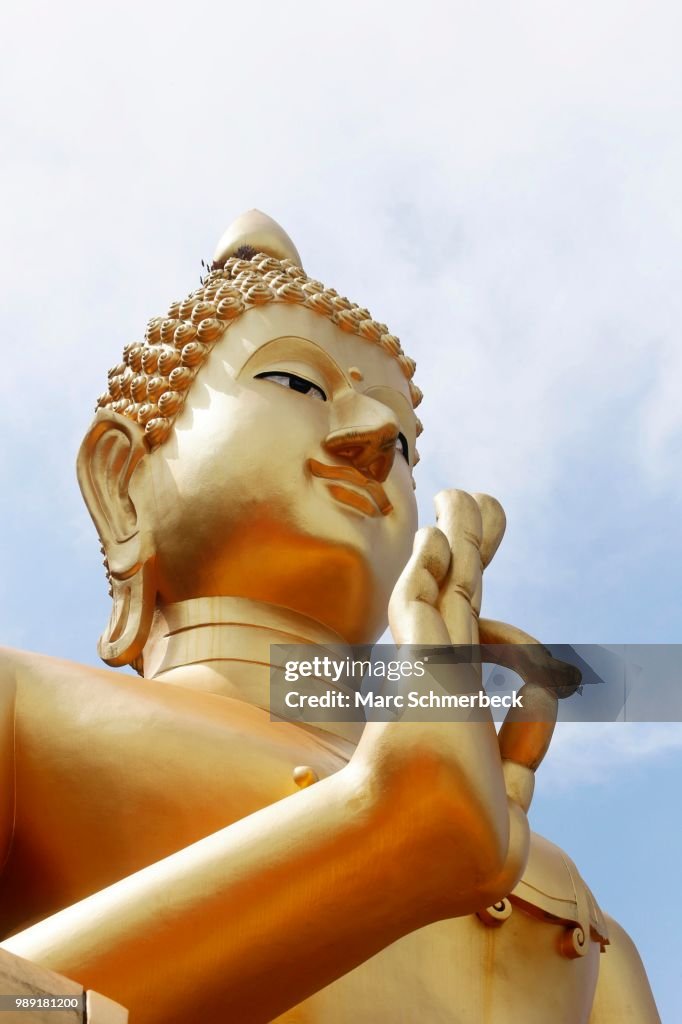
(307, 459), (393, 518)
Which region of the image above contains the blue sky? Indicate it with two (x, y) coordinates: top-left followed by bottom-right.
(2, 1), (681, 1017)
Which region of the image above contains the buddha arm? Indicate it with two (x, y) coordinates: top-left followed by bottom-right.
(2, 719), (527, 1024)
(588, 916), (661, 1023)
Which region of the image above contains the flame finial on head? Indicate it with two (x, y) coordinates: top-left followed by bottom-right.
(213, 210), (303, 269)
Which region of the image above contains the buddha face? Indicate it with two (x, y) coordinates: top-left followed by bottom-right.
(134, 304), (419, 642)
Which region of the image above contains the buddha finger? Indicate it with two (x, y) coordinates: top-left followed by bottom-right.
(498, 685), (559, 813)
(469, 494), (506, 642)
(434, 490), (483, 647)
(388, 527), (452, 646)
(474, 494), (507, 572)
(480, 621), (580, 813)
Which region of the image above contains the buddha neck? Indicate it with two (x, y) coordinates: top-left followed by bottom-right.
(142, 596), (363, 744)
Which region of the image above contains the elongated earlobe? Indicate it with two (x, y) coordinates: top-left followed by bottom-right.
(77, 410), (156, 668)
(96, 556), (156, 668)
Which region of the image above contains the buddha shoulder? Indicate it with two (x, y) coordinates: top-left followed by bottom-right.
(0, 645), (349, 799)
(511, 830), (609, 949)
(0, 646), (139, 713)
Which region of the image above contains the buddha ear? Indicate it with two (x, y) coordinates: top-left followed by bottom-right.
(77, 410), (156, 669)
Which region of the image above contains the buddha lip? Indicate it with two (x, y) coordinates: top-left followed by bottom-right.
(307, 459), (393, 516)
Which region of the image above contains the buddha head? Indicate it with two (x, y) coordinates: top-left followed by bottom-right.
(77, 212), (423, 670)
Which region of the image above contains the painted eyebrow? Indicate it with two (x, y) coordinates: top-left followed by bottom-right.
(238, 336), (347, 389)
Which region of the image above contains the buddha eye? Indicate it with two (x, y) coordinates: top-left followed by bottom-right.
(255, 371), (327, 402)
(395, 432), (409, 462)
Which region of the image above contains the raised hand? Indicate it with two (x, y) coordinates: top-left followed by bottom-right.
(349, 490), (530, 919)
(388, 489), (579, 813)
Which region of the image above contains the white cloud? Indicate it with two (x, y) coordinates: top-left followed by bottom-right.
(536, 722), (682, 790)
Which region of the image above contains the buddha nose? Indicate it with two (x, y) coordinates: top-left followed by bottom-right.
(323, 422), (399, 483)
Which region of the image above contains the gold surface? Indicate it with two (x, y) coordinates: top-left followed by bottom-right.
(0, 213), (660, 1022)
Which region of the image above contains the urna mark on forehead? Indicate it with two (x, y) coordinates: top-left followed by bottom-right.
(94, 210), (424, 453)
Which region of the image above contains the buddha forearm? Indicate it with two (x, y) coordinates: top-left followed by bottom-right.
(1, 747), (524, 1024)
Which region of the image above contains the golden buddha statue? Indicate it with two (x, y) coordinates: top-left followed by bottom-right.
(0, 211), (660, 1022)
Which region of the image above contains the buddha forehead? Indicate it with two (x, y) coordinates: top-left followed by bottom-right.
(217, 305), (413, 399)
